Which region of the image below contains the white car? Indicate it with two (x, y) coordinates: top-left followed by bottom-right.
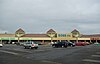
(94, 42), (99, 44)
(24, 41), (38, 49)
(0, 43), (3, 47)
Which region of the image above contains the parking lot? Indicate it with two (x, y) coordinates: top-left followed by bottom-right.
(0, 44), (100, 64)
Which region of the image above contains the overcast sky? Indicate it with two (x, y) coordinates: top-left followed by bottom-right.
(0, 0), (100, 34)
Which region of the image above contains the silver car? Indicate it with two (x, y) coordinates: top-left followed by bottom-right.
(24, 41), (38, 49)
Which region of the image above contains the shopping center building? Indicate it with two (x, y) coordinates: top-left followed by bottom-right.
(0, 28), (100, 44)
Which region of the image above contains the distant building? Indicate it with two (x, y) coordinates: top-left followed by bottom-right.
(0, 28), (100, 44)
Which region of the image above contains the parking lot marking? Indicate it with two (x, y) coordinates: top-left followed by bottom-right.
(0, 50), (19, 55)
(96, 52), (100, 54)
(92, 55), (100, 57)
(11, 49), (33, 53)
(83, 59), (100, 63)
(34, 50), (45, 52)
(42, 60), (62, 64)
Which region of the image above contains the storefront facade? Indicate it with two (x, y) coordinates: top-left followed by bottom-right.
(0, 28), (100, 44)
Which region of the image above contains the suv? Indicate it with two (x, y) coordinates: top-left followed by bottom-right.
(67, 41), (75, 47)
(24, 41), (38, 49)
(52, 41), (68, 48)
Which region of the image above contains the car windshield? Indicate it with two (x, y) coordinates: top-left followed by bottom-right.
(25, 42), (31, 44)
(25, 41), (37, 44)
(34, 42), (38, 44)
(56, 42), (65, 44)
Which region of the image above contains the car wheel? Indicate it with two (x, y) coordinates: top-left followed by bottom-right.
(72, 45), (75, 47)
(52, 45), (55, 48)
(35, 47), (38, 49)
(62, 46), (64, 48)
(24, 47), (27, 49)
(31, 47), (34, 49)
(64, 46), (67, 48)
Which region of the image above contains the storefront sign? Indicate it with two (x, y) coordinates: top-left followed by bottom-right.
(90, 38), (99, 40)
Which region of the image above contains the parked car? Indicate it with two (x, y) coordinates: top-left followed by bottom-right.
(24, 41), (38, 49)
(75, 42), (86, 46)
(52, 41), (68, 48)
(67, 41), (75, 47)
(20, 42), (26, 46)
(83, 42), (90, 45)
(0, 43), (3, 47)
(35, 42), (43, 45)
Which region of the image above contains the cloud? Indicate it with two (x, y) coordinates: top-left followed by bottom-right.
(77, 24), (100, 34)
(0, 0), (100, 34)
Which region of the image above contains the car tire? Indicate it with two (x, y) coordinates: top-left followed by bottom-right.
(52, 45), (56, 48)
(34, 47), (38, 49)
(62, 46), (64, 48)
(24, 47), (27, 49)
(64, 46), (67, 48)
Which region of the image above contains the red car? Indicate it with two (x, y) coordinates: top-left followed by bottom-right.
(75, 42), (86, 46)
(83, 42), (90, 45)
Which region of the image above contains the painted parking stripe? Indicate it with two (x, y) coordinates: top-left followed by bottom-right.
(42, 60), (62, 64)
(96, 52), (100, 54)
(83, 59), (100, 63)
(34, 50), (45, 52)
(0, 50), (19, 55)
(92, 55), (100, 57)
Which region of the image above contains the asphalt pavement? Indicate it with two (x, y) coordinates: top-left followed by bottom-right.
(0, 44), (100, 64)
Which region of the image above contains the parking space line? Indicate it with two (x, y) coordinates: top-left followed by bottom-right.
(96, 52), (100, 54)
(42, 60), (62, 64)
(11, 49), (33, 53)
(0, 50), (19, 55)
(34, 50), (45, 52)
(92, 55), (100, 57)
(82, 59), (100, 63)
